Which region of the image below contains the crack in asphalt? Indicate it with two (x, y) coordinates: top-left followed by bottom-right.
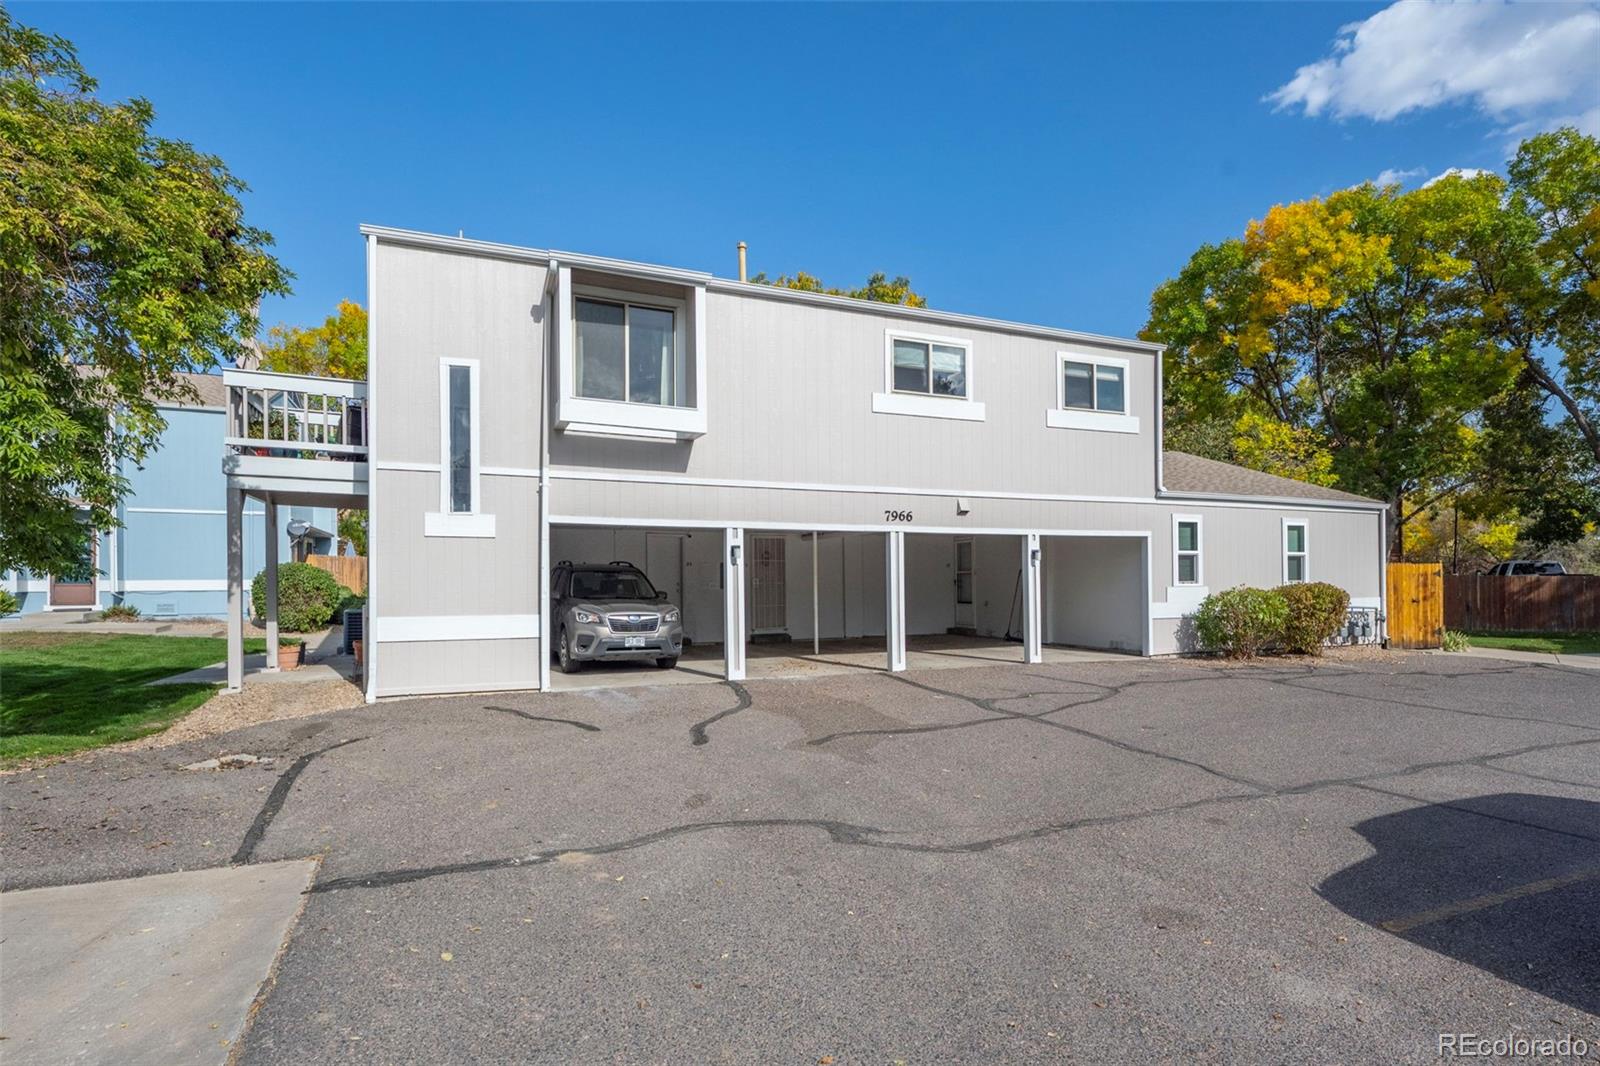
(307, 731), (1600, 894)
(232, 737), (366, 866)
(485, 705), (601, 732)
(689, 681), (752, 747)
(1350, 781), (1600, 845)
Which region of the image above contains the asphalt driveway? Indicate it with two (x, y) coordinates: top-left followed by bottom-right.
(4, 653), (1597, 1063)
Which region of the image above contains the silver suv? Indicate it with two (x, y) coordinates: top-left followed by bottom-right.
(551, 561), (683, 673)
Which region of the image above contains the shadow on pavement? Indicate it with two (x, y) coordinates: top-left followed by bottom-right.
(1319, 793), (1600, 1016)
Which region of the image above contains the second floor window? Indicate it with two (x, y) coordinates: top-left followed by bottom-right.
(1062, 359), (1125, 414)
(893, 337), (967, 398)
(576, 297), (678, 407)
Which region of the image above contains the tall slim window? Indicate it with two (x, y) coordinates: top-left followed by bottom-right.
(1285, 522), (1308, 583)
(447, 364), (472, 513)
(1175, 519), (1201, 585)
(576, 297), (678, 406)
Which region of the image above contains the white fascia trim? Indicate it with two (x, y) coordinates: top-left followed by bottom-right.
(356, 225), (1161, 356)
(547, 469), (1380, 514)
(872, 393), (987, 422)
(373, 613), (540, 643)
(1045, 409), (1140, 434)
(424, 512), (496, 538)
(120, 579), (227, 592)
(1158, 488), (1387, 513)
(553, 513), (1154, 540)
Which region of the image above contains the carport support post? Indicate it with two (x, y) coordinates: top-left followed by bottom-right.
(885, 530), (907, 672)
(225, 486), (244, 692)
(263, 495), (279, 671)
(1022, 533), (1043, 664)
(723, 527), (746, 681)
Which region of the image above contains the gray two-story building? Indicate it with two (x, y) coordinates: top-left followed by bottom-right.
(221, 226), (1388, 700)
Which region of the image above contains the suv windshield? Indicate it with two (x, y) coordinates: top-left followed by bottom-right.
(569, 570), (658, 601)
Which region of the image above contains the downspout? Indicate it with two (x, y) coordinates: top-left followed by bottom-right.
(1153, 345), (1167, 493)
(538, 258), (558, 691)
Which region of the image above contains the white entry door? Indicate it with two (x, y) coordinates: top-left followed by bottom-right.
(954, 538), (975, 630)
(748, 536), (787, 634)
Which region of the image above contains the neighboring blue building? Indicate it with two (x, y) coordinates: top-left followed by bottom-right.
(4, 373), (339, 618)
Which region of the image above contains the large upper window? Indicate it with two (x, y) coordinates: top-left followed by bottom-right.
(1062, 359), (1125, 413)
(892, 337), (967, 398)
(575, 297), (679, 407)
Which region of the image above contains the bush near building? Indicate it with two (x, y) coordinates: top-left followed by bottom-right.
(1194, 587), (1290, 659)
(250, 562), (350, 632)
(1279, 582), (1351, 655)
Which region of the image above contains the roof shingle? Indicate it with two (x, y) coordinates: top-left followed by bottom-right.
(1162, 451), (1384, 506)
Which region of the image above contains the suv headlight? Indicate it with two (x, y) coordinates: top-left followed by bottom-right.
(573, 609), (601, 624)
(662, 608), (681, 623)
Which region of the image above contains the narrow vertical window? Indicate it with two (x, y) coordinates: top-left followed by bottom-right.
(1285, 522), (1308, 583)
(1175, 518), (1201, 585)
(448, 364), (472, 513)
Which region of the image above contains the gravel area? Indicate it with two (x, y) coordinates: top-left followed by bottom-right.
(108, 679), (365, 754)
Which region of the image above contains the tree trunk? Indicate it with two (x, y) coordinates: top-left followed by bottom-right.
(1522, 350), (1600, 467)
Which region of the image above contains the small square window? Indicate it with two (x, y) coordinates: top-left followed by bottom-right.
(1063, 361), (1094, 409)
(893, 339), (929, 393)
(1095, 364), (1125, 413)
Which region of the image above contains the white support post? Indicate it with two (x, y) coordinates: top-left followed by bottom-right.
(723, 527), (746, 681)
(1022, 532), (1043, 664)
(885, 530), (907, 672)
(226, 487), (244, 692)
(263, 496), (280, 670)
(811, 532), (820, 656)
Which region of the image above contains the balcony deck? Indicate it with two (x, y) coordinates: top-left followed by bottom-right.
(222, 369), (368, 506)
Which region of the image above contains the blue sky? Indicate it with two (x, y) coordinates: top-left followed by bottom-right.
(16, 2), (1600, 340)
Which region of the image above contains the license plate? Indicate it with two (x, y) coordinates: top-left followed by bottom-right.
(624, 636), (646, 648)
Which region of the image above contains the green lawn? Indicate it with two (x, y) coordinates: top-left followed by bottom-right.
(1465, 631), (1600, 656)
(0, 632), (266, 763)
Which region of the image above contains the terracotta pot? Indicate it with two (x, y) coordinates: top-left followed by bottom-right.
(277, 643), (303, 670)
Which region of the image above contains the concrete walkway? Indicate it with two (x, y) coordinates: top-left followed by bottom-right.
(1436, 645), (1600, 670)
(149, 628), (353, 687)
(0, 860), (317, 1066)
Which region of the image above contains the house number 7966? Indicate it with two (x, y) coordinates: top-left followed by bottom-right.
(884, 509), (914, 522)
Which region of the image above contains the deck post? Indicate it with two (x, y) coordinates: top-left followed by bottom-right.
(263, 495), (279, 670)
(1022, 532), (1043, 663)
(723, 527), (746, 681)
(886, 530), (907, 672)
(226, 486), (244, 692)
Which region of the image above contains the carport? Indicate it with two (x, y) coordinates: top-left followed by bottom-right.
(545, 521), (1149, 691)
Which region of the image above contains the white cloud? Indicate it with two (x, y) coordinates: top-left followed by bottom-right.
(1270, 1), (1600, 137)
(1373, 166), (1428, 186)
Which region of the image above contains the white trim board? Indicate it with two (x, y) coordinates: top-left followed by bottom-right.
(373, 614), (540, 643)
(120, 579), (227, 592)
(548, 469), (1386, 514)
(552, 513), (1154, 540)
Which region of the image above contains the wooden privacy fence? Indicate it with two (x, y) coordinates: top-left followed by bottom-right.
(307, 553), (367, 594)
(1444, 574), (1600, 633)
(1387, 562), (1443, 649)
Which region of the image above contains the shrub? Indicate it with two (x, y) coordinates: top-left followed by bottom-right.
(0, 589), (18, 617)
(1279, 581), (1350, 655)
(1193, 586), (1289, 659)
(251, 562), (348, 632)
(1441, 629), (1470, 652)
(99, 603), (142, 621)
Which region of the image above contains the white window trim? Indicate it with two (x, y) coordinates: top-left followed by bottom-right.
(1172, 513), (1203, 587)
(1283, 518), (1309, 583)
(1047, 349), (1140, 434)
(555, 268), (708, 439)
(427, 358), (494, 538)
(874, 329), (986, 422)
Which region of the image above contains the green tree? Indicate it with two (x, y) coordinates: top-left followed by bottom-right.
(748, 269), (927, 307)
(0, 11), (289, 575)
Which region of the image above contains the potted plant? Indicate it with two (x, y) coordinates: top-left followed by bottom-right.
(277, 636), (305, 670)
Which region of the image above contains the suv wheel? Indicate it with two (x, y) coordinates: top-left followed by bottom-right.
(655, 656), (678, 670)
(558, 627), (582, 674)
